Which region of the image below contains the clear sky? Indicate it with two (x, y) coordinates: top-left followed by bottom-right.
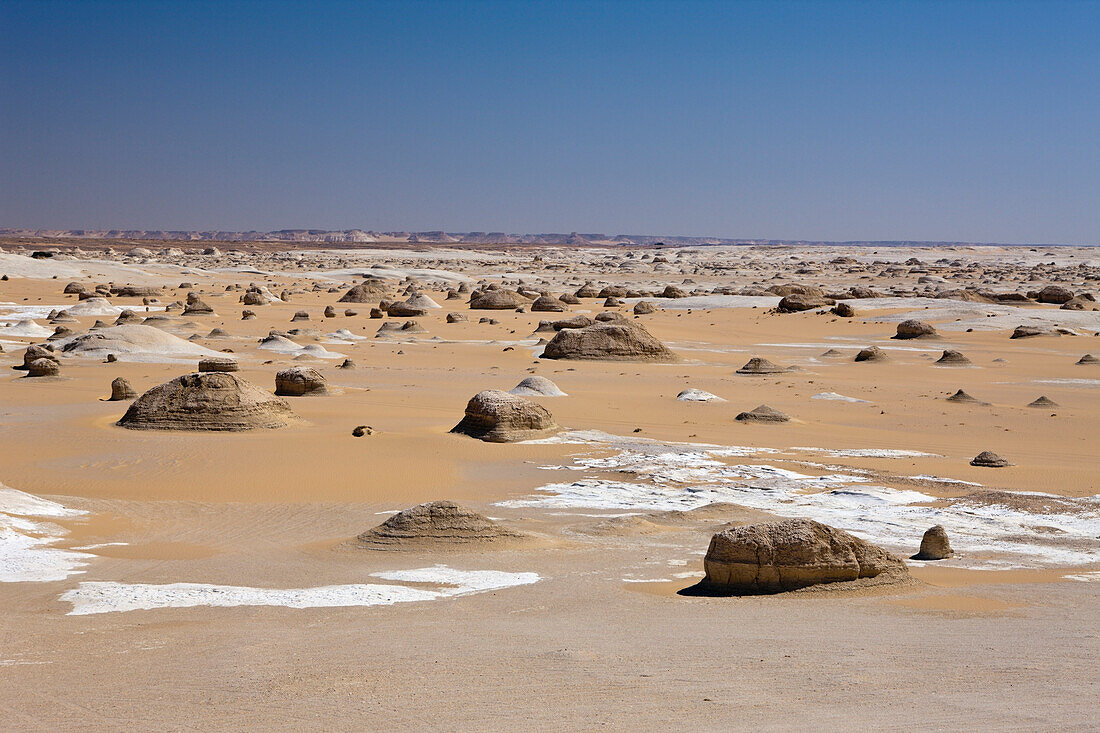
(2, 0), (1098, 242)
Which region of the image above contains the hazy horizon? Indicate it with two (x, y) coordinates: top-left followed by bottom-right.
(2, 0), (1098, 243)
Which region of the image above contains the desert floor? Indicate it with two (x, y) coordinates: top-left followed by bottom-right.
(0, 243), (1097, 730)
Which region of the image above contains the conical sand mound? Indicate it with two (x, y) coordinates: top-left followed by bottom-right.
(736, 357), (788, 374)
(735, 404), (789, 422)
(450, 390), (559, 442)
(1077, 354), (1098, 365)
(854, 346), (888, 362)
(118, 372), (299, 431)
(946, 389), (987, 405)
(1027, 395), (1058, 408)
(935, 349), (972, 366)
(356, 501), (527, 548)
(540, 322), (677, 362)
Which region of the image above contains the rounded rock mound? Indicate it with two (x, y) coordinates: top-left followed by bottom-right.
(699, 518), (908, 595)
(450, 389), (560, 442)
(970, 450), (1011, 468)
(60, 325), (219, 361)
(540, 322), (677, 362)
(356, 500), (526, 549)
(470, 289), (530, 310)
(893, 320), (937, 339)
(509, 376), (567, 397)
(117, 372), (299, 431)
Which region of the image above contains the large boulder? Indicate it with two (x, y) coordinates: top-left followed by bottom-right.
(1036, 285), (1073, 304)
(701, 518), (908, 594)
(777, 294), (829, 312)
(118, 372), (299, 431)
(540, 322), (677, 362)
(450, 390), (560, 442)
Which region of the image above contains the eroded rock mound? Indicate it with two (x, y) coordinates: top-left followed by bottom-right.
(912, 525), (954, 560)
(970, 450), (1011, 468)
(893, 320), (937, 339)
(274, 366), (327, 396)
(935, 349), (972, 366)
(107, 377), (138, 401)
(736, 357), (788, 374)
(735, 404), (789, 423)
(540, 322), (677, 362)
(356, 500), (525, 548)
(118, 372), (298, 431)
(198, 356), (239, 373)
(700, 518), (908, 594)
(450, 389), (559, 442)
(470, 289), (530, 310)
(854, 346), (888, 362)
(777, 293), (829, 312)
(338, 280), (392, 302)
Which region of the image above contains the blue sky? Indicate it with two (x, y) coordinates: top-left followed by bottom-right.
(1, 0), (1098, 242)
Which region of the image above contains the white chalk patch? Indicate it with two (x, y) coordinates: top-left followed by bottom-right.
(60, 566), (540, 615)
(0, 486), (92, 583)
(791, 447), (939, 458)
(500, 433), (1100, 569)
(676, 389), (724, 402)
(909, 475), (982, 486)
(811, 392), (872, 403)
(71, 542), (129, 551)
(1063, 571), (1100, 582)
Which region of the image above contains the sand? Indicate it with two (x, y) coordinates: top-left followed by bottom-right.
(0, 241), (1097, 729)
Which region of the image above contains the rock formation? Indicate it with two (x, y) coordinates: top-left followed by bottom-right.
(540, 322), (677, 362)
(450, 390), (560, 442)
(118, 372), (299, 431)
(700, 518), (908, 594)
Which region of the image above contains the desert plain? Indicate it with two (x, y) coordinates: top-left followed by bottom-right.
(0, 239), (1097, 730)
